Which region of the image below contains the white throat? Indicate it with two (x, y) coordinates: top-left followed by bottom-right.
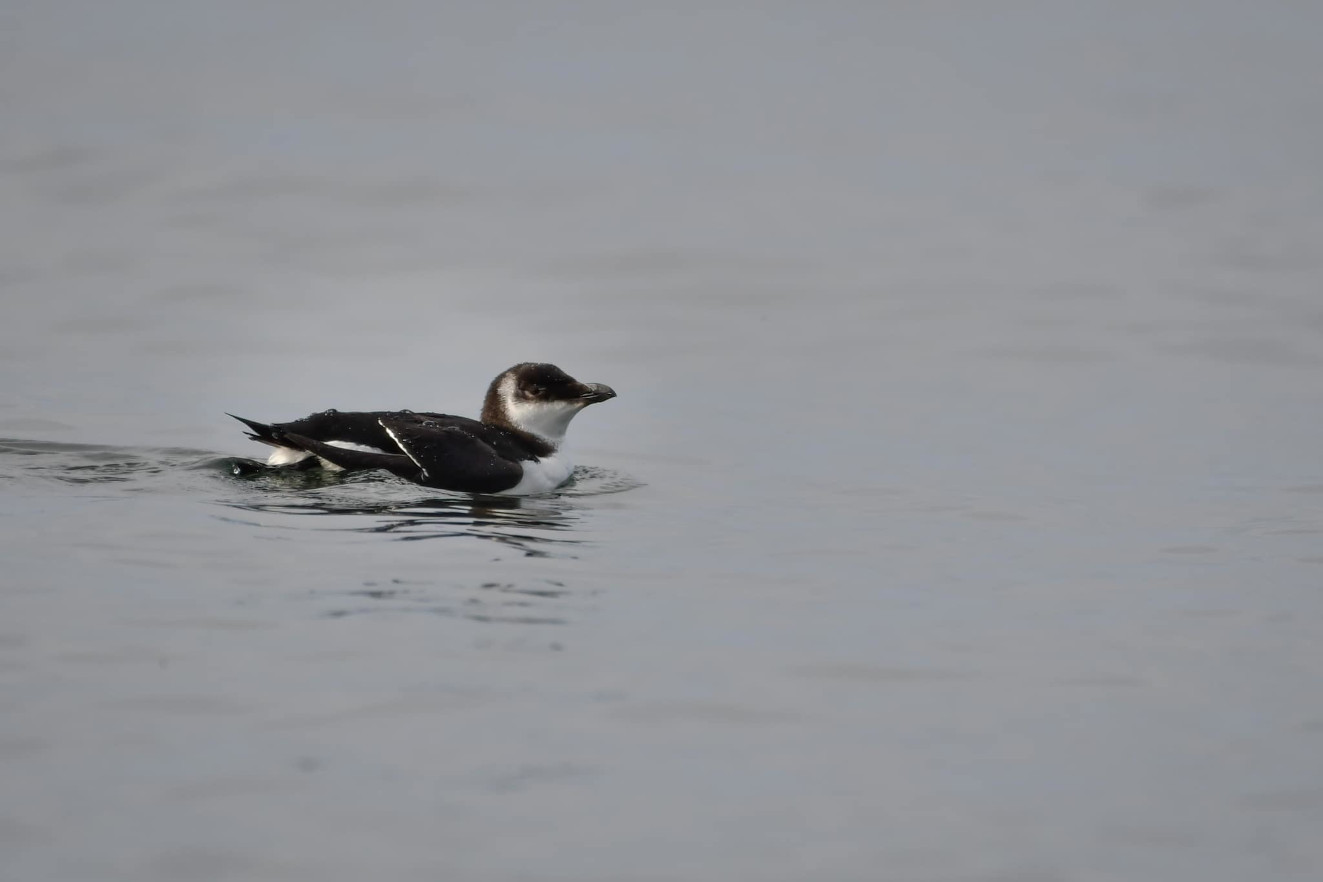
(499, 377), (583, 447)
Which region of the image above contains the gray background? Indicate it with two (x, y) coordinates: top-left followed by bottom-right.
(2, 2), (1322, 880)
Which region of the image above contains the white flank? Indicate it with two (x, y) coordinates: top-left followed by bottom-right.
(268, 440), (387, 470)
(266, 447), (312, 466)
(499, 451), (575, 495)
(326, 441), (389, 454)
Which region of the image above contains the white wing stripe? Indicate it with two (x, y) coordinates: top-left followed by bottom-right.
(379, 422), (427, 479)
(325, 440), (389, 454)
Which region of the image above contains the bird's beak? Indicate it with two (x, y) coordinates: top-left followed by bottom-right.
(577, 382), (617, 404)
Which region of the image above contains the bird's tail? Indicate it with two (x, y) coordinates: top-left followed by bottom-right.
(226, 413), (285, 447)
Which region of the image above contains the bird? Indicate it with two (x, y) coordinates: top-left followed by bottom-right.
(229, 363), (616, 494)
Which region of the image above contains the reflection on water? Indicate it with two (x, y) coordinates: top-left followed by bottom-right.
(7, 3), (1323, 878)
(0, 435), (639, 562)
(220, 483), (585, 557)
(215, 454), (641, 557)
(0, 438), (219, 488)
(0, 437), (634, 628)
(322, 575), (581, 627)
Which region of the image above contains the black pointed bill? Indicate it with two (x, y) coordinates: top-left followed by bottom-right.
(577, 383), (617, 404)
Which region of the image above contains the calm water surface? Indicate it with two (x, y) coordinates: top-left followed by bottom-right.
(3, 3), (1323, 880)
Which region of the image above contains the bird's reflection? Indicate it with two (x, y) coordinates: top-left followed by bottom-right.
(0, 444), (621, 627)
(219, 458), (585, 558)
(315, 573), (582, 627)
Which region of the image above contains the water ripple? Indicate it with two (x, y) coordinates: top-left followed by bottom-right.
(0, 438), (639, 563)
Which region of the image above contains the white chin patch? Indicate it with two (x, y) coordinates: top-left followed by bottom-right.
(507, 400), (583, 444)
(499, 377), (584, 444)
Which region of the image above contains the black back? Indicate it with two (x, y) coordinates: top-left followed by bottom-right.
(270, 410), (551, 459)
(231, 409), (555, 493)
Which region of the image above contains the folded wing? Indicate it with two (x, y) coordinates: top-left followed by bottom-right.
(378, 414), (524, 494)
(275, 431), (421, 481)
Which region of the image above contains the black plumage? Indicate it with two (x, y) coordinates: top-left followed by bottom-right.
(228, 363), (616, 494)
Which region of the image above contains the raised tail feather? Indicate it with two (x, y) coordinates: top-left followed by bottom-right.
(228, 412), (418, 478)
(226, 413), (284, 447)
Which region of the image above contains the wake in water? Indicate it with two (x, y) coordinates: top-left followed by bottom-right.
(0, 437), (642, 557)
(0, 437), (640, 494)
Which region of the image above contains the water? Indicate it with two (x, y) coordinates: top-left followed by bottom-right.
(3, 2), (1323, 880)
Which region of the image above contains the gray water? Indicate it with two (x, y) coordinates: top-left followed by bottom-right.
(3, 2), (1323, 880)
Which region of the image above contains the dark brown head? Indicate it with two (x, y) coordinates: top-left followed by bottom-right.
(480, 363), (616, 445)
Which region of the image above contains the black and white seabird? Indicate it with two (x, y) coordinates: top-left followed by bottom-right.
(229, 363), (616, 495)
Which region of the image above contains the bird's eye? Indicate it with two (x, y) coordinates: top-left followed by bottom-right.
(529, 385), (546, 397)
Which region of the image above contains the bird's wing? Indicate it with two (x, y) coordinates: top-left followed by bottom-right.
(378, 415), (524, 494)
(279, 432), (422, 480)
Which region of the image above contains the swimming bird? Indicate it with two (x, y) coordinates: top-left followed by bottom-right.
(229, 363), (616, 494)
